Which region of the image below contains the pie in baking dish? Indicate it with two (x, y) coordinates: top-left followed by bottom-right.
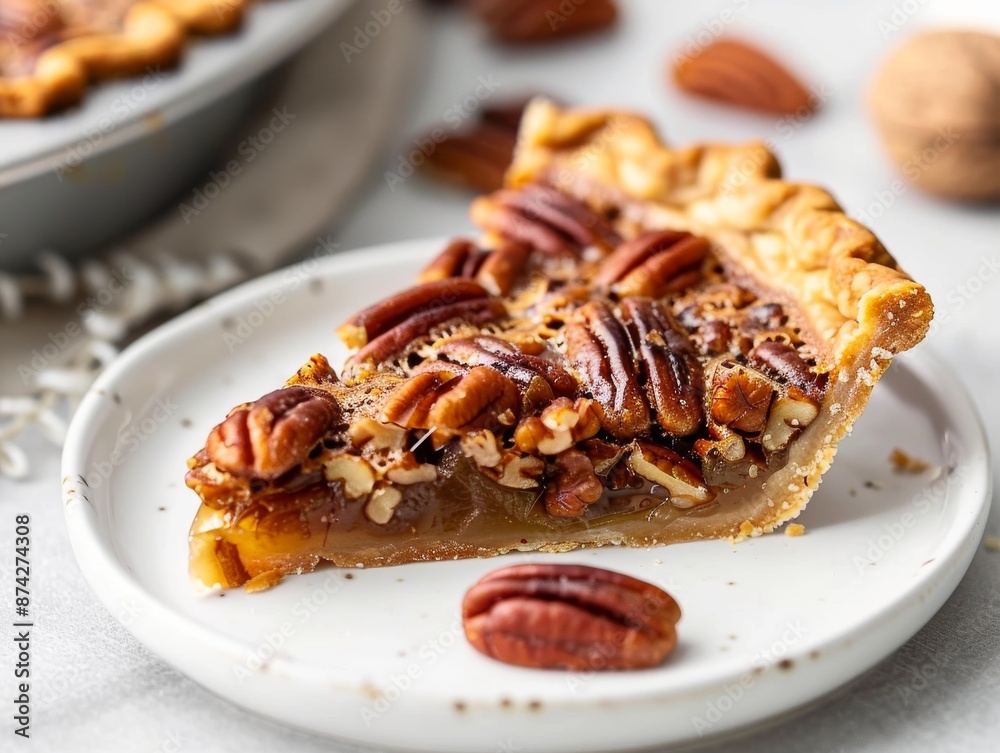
(185, 100), (932, 591)
(0, 0), (249, 117)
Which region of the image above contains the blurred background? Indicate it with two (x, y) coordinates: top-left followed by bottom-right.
(1, 0), (998, 751)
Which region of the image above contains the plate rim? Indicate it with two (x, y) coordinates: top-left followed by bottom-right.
(61, 238), (994, 748)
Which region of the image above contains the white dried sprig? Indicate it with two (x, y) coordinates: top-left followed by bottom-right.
(0, 249), (250, 479)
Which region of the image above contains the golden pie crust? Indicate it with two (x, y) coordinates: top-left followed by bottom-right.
(497, 99), (932, 540)
(0, 1), (249, 117)
(184, 100), (932, 590)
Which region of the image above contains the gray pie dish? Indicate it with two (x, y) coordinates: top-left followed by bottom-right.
(0, 0), (354, 270)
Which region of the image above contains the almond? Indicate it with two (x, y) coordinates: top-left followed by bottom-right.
(672, 39), (815, 116)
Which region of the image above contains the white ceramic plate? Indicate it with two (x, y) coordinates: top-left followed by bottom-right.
(62, 240), (991, 753)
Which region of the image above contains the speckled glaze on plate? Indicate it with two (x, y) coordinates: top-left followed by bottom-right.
(62, 239), (991, 752)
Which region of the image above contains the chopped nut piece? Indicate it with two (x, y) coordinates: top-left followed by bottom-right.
(514, 397), (603, 455)
(460, 430), (504, 468)
(349, 418), (407, 452)
(385, 462), (437, 486)
(244, 570), (285, 593)
(486, 451), (545, 489)
(365, 486), (403, 525)
(581, 438), (626, 475)
(785, 523), (806, 537)
(761, 393), (819, 453)
(627, 441), (715, 508)
(324, 455), (377, 499)
(888, 448), (933, 474)
(545, 449), (604, 517)
(710, 362), (775, 435)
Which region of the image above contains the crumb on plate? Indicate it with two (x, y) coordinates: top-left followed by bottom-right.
(889, 447), (934, 474)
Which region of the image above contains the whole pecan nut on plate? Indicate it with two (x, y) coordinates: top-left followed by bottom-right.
(462, 563), (681, 670)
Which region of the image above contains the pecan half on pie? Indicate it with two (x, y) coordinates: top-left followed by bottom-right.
(0, 0), (249, 117)
(186, 100), (932, 591)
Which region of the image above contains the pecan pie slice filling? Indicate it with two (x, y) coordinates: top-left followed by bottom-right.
(186, 102), (931, 590)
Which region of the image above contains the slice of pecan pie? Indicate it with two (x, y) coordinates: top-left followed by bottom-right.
(0, 0), (248, 117)
(186, 100), (932, 591)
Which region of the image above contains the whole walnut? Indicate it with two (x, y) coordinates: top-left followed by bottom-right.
(869, 30), (1000, 202)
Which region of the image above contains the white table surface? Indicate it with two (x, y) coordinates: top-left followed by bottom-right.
(2, 1), (1000, 751)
